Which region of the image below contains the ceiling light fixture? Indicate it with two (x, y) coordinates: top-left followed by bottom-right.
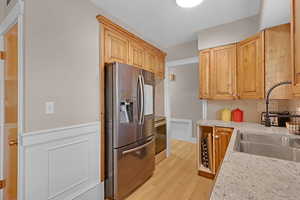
(176, 0), (204, 8)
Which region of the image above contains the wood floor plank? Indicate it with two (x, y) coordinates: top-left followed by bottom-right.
(126, 140), (213, 200)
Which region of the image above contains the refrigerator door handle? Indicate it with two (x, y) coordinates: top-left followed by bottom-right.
(137, 75), (141, 124)
(141, 75), (145, 124)
(122, 137), (154, 155)
(138, 75), (144, 125)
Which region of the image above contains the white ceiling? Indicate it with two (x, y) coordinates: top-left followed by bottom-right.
(91, 0), (261, 49)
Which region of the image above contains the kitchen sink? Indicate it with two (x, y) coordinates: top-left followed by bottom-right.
(234, 132), (300, 162)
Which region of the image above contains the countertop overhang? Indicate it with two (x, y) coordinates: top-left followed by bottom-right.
(197, 120), (300, 200)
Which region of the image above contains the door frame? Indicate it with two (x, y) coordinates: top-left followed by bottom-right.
(165, 56), (208, 155)
(0, 1), (25, 200)
(164, 65), (171, 156)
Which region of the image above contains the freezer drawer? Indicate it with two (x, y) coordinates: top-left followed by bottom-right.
(114, 137), (155, 200)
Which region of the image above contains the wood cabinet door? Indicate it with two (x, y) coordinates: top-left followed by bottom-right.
(129, 41), (145, 69)
(213, 127), (233, 173)
(145, 48), (156, 72)
(155, 55), (165, 80)
(265, 24), (292, 99)
(104, 29), (129, 64)
(237, 32), (265, 99)
(211, 44), (237, 100)
(199, 50), (211, 99)
(291, 0), (300, 96)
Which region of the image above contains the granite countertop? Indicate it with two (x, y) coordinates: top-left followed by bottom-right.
(197, 120), (300, 200)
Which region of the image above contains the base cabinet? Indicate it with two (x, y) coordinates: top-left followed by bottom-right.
(198, 126), (233, 179)
(212, 127), (233, 173)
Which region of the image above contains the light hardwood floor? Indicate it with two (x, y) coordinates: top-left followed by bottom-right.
(126, 140), (213, 200)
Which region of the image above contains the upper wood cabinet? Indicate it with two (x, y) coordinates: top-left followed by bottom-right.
(211, 44), (237, 100)
(237, 32), (265, 99)
(199, 24), (292, 100)
(199, 44), (237, 100)
(156, 55), (165, 79)
(199, 50), (211, 99)
(129, 41), (145, 69)
(265, 24), (292, 99)
(291, 0), (300, 96)
(98, 15), (166, 78)
(104, 29), (129, 64)
(144, 48), (157, 73)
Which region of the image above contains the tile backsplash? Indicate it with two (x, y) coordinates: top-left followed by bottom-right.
(207, 99), (290, 123)
(287, 100), (300, 114)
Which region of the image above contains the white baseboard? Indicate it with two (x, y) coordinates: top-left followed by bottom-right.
(20, 122), (103, 200)
(169, 118), (196, 143)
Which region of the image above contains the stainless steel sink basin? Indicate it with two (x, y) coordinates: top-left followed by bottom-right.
(234, 132), (300, 162)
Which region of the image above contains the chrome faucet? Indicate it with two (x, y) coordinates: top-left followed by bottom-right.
(265, 81), (292, 127)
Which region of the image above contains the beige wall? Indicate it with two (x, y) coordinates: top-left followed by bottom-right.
(24, 0), (101, 132)
(0, 0), (4, 22)
(0, 0), (17, 22)
(259, 0), (290, 30)
(198, 15), (259, 50)
(166, 63), (290, 131)
(169, 64), (204, 137)
(166, 40), (198, 61)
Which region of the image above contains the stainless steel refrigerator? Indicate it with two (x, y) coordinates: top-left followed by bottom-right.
(105, 62), (155, 200)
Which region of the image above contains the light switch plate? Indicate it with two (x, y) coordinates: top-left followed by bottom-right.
(45, 102), (55, 114)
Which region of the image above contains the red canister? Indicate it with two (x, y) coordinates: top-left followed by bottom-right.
(232, 108), (244, 122)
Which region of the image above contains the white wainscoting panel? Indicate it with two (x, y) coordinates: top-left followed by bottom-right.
(170, 119), (195, 143)
(20, 122), (103, 200)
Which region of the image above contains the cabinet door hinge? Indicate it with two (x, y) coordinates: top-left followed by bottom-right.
(0, 180), (6, 189)
(0, 51), (5, 60)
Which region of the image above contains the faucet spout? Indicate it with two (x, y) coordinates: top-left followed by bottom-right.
(265, 81), (292, 127)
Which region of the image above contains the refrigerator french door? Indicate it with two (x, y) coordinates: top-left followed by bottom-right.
(105, 62), (155, 200)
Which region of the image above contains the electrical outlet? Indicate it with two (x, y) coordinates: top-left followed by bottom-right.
(45, 102), (55, 114)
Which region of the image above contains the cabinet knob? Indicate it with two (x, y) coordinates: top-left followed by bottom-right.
(9, 140), (18, 146)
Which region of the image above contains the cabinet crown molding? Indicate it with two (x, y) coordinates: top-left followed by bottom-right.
(96, 15), (166, 56)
